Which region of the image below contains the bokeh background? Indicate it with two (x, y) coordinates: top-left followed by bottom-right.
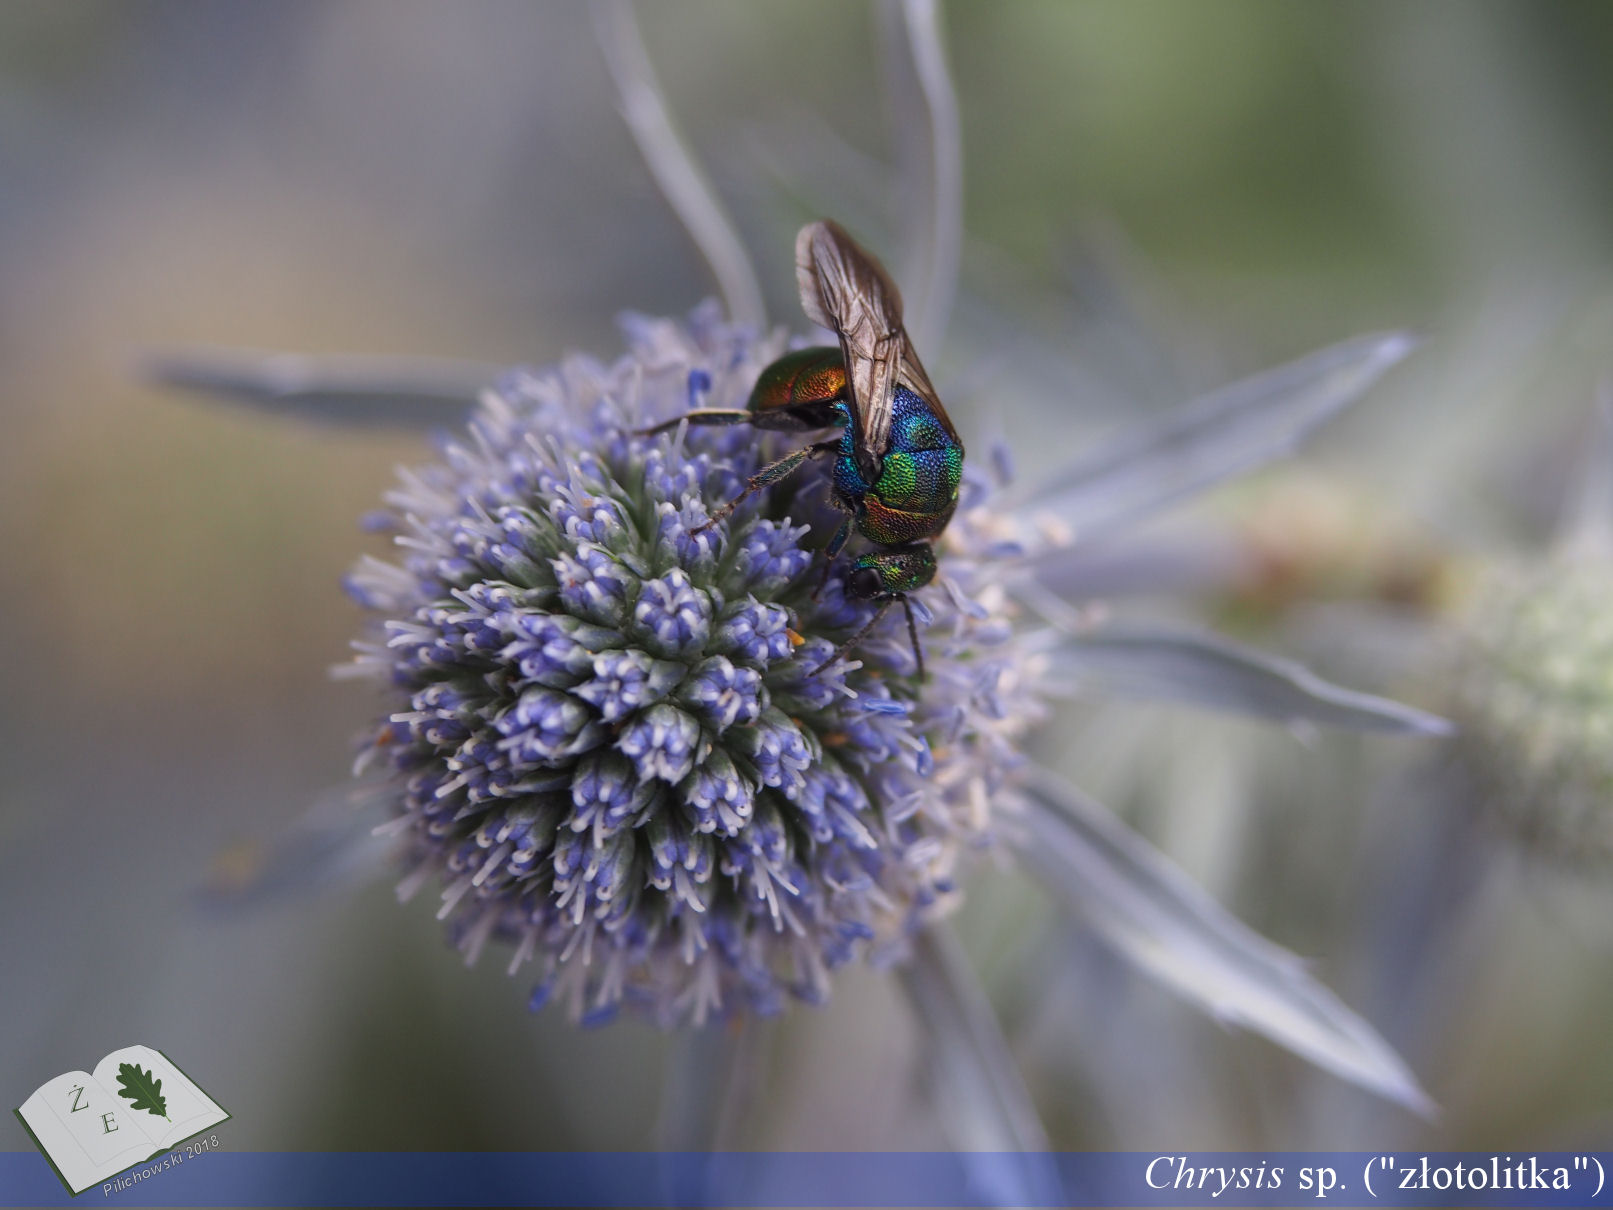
(5, 0), (1613, 1155)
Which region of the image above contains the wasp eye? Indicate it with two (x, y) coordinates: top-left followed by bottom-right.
(848, 566), (885, 600)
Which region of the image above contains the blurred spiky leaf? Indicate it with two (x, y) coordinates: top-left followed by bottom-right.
(146, 349), (496, 427)
(900, 928), (1064, 1207)
(1015, 770), (1436, 1116)
(1024, 332), (1418, 539)
(1055, 625), (1454, 735)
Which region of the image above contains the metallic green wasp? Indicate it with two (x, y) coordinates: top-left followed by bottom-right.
(639, 220), (964, 676)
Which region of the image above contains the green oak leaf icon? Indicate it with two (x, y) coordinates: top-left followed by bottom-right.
(115, 1063), (169, 1121)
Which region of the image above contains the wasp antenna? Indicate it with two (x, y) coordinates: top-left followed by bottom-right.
(900, 594), (926, 681)
(632, 416), (687, 438)
(632, 407), (754, 438)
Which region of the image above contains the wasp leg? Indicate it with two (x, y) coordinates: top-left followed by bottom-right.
(808, 594), (926, 679)
(633, 408), (755, 438)
(811, 513), (854, 601)
(899, 594), (925, 680)
(809, 598), (894, 677)
(694, 439), (840, 534)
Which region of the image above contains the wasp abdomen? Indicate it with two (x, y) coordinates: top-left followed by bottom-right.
(832, 386), (962, 542)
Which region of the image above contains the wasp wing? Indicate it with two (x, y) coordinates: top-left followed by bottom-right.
(795, 221), (905, 479)
(795, 221), (961, 465)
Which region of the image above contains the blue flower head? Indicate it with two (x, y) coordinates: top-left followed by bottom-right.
(343, 303), (1046, 1025)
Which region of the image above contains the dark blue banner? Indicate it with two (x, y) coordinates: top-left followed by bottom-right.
(2, 1151), (1609, 1207)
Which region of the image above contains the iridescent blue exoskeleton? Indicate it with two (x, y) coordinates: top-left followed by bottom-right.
(637, 221), (964, 677)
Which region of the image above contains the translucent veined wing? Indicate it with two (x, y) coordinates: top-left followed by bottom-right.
(796, 221), (961, 478)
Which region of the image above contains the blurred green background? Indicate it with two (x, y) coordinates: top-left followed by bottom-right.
(4, 0), (1613, 1153)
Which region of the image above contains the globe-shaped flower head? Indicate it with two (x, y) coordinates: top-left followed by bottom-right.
(1453, 558), (1613, 863)
(341, 297), (1046, 1026)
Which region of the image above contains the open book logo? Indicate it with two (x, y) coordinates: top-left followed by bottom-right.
(13, 1045), (229, 1197)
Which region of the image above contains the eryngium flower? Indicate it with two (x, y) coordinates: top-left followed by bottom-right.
(341, 304), (1046, 1025)
(1453, 560), (1613, 862)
